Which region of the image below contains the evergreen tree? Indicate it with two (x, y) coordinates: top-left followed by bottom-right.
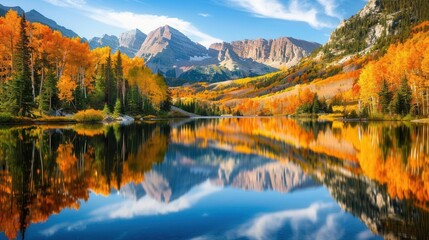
(378, 79), (392, 114)
(104, 53), (116, 110)
(38, 61), (58, 112)
(160, 89), (172, 112)
(392, 77), (412, 115)
(126, 86), (142, 115)
(114, 51), (125, 108)
(312, 94), (320, 114)
(7, 14), (33, 116)
(113, 99), (122, 118)
(103, 103), (111, 116)
(92, 74), (106, 109)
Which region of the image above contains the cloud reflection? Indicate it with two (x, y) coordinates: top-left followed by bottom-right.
(231, 202), (335, 240)
(40, 180), (221, 237)
(92, 180), (221, 218)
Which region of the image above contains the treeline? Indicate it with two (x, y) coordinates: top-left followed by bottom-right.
(358, 22), (429, 117)
(174, 99), (224, 116)
(233, 88), (333, 116)
(0, 10), (170, 118)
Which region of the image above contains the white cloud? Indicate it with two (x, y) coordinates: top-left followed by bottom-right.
(198, 13), (211, 17)
(44, 0), (86, 8)
(316, 0), (342, 19)
(43, 0), (222, 47)
(226, 0), (333, 28)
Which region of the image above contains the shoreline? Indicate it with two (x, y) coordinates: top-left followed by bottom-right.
(1, 115), (428, 126)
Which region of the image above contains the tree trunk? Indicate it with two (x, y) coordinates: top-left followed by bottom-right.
(31, 53), (35, 101)
(39, 67), (44, 102)
(122, 78), (126, 108)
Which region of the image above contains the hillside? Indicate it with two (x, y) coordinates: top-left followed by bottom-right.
(322, 0), (429, 59)
(172, 0), (429, 117)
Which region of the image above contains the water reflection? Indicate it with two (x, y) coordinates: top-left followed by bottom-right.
(0, 123), (170, 239)
(0, 118), (428, 239)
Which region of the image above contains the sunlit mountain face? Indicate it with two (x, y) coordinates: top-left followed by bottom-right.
(0, 119), (428, 240)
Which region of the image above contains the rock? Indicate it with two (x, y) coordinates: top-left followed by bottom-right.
(103, 116), (114, 122)
(116, 115), (135, 125)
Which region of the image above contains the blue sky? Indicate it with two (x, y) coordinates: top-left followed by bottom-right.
(1, 0), (366, 47)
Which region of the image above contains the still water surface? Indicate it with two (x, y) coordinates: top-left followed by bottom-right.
(0, 118), (428, 239)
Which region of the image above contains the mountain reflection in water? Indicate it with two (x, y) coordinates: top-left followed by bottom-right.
(0, 118), (428, 240)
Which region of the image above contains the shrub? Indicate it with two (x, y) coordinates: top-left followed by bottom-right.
(402, 114), (413, 121)
(348, 110), (359, 119)
(0, 113), (12, 123)
(37, 116), (74, 122)
(73, 109), (104, 122)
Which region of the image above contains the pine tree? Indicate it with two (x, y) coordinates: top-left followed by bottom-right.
(103, 103), (111, 116)
(160, 89), (172, 112)
(312, 94), (320, 114)
(392, 77), (412, 115)
(9, 14), (33, 116)
(378, 79), (392, 114)
(114, 51), (125, 109)
(104, 53), (116, 110)
(113, 99), (122, 118)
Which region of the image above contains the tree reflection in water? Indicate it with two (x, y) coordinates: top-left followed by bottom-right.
(0, 119), (429, 239)
(0, 123), (170, 239)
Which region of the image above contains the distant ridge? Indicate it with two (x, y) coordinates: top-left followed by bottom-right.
(0, 4), (79, 38)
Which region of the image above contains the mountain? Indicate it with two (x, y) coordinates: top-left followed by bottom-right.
(85, 24), (319, 84)
(118, 28), (147, 57)
(210, 37), (320, 69)
(0, 4), (79, 38)
(120, 142), (316, 203)
(89, 34), (119, 52)
(0, 4), (24, 15)
(136, 25), (209, 75)
(25, 10), (79, 38)
(89, 29), (147, 58)
(177, 41), (277, 84)
(133, 25), (319, 84)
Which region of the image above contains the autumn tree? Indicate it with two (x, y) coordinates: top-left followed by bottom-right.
(0, 10), (169, 118)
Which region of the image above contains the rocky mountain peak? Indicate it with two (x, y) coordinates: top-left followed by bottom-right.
(209, 37), (320, 68)
(136, 25), (208, 65)
(119, 28), (146, 50)
(359, 0), (382, 18)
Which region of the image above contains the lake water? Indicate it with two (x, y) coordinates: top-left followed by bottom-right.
(0, 118), (428, 240)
